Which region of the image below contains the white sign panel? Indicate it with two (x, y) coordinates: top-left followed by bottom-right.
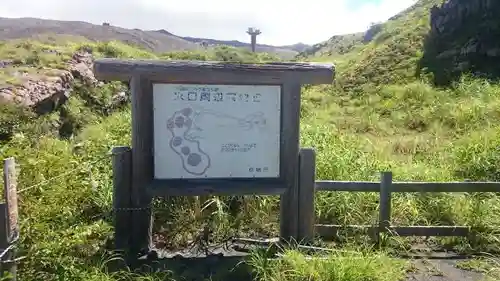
(153, 83), (281, 179)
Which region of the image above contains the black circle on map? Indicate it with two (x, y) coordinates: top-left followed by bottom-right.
(172, 137), (183, 147)
(167, 119), (174, 129)
(181, 107), (192, 116)
(174, 116), (185, 128)
(187, 153), (202, 166)
(181, 146), (190, 155)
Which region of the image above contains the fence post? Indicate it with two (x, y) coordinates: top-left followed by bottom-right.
(130, 75), (154, 257)
(279, 82), (302, 244)
(2, 158), (18, 281)
(297, 148), (316, 244)
(378, 171), (393, 243)
(280, 152), (300, 243)
(112, 146), (133, 253)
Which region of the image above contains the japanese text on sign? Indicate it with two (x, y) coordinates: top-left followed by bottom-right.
(172, 85), (262, 103)
(153, 83), (281, 179)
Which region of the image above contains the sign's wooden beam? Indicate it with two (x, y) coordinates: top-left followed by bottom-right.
(93, 59), (335, 85)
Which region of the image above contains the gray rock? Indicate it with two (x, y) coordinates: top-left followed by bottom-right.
(0, 50), (98, 113)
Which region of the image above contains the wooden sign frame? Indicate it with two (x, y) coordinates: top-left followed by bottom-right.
(94, 59), (334, 197)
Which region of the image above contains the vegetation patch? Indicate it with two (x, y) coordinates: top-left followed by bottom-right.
(249, 249), (409, 281)
(1, 0), (500, 279)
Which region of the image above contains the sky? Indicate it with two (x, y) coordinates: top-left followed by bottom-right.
(0, 0), (417, 46)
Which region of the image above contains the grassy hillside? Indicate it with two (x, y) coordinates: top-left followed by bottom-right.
(297, 32), (364, 59)
(1, 0), (500, 280)
(303, 0), (442, 94)
(0, 17), (199, 52)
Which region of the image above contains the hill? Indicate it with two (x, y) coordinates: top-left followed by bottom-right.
(304, 0), (500, 92)
(301, 0), (442, 93)
(0, 17), (302, 59)
(165, 31), (309, 54)
(297, 32), (365, 58)
(1, 0), (500, 281)
(0, 17), (199, 52)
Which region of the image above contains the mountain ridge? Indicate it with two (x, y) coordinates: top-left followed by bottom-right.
(0, 16), (306, 59)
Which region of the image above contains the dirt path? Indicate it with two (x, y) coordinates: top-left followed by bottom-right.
(406, 259), (484, 281)
(141, 242), (494, 281)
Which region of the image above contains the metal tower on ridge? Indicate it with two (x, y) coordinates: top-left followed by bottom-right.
(247, 27), (261, 52)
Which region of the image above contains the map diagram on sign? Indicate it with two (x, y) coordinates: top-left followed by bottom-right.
(153, 83), (281, 179)
(166, 105), (268, 175)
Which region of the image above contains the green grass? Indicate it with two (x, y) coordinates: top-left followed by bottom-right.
(301, 77), (500, 251)
(249, 248), (409, 281)
(2, 75), (500, 280)
(457, 257), (500, 281)
(302, 0), (444, 94)
(1, 0), (500, 279)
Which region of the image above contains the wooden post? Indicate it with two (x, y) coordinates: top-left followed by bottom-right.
(378, 171), (392, 242)
(297, 148), (316, 244)
(0, 204), (14, 281)
(112, 146), (132, 252)
(279, 82), (302, 243)
(1, 158), (18, 281)
(130, 75), (154, 256)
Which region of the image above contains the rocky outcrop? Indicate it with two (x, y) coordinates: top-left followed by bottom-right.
(363, 23), (383, 43)
(430, 0), (496, 35)
(0, 50), (98, 113)
(420, 0), (500, 85)
(0, 71), (73, 112)
(68, 51), (98, 87)
(0, 60), (14, 68)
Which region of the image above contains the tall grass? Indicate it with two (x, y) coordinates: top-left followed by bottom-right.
(1, 75), (499, 280)
(1, 26), (500, 279)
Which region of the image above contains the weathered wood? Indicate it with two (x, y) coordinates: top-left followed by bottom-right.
(393, 182), (500, 193)
(297, 148), (316, 243)
(2, 158), (17, 281)
(94, 59), (335, 85)
(112, 146), (132, 252)
(0, 204), (6, 251)
(315, 224), (470, 239)
(379, 172), (392, 232)
(147, 182), (286, 196)
(316, 181), (500, 193)
(130, 76), (153, 255)
(2, 158), (17, 242)
(390, 226), (470, 237)
(315, 181), (379, 192)
(0, 204), (15, 280)
(279, 82), (302, 242)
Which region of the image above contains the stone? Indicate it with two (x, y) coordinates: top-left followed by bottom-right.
(0, 49), (101, 113)
(486, 48), (500, 57)
(0, 70), (73, 108)
(424, 0), (500, 84)
(0, 60), (14, 68)
(68, 51), (98, 86)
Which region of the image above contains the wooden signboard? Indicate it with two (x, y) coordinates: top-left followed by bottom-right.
(95, 59), (334, 252)
(94, 59), (335, 196)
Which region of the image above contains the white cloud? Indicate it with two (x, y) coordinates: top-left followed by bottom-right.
(0, 0), (417, 45)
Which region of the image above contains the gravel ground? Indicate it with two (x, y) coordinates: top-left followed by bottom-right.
(134, 242), (490, 281)
(406, 259), (484, 281)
